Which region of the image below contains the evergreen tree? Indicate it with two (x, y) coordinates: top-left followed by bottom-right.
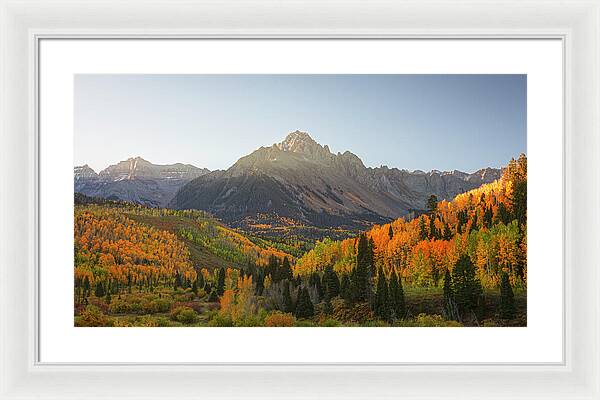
(470, 210), (479, 232)
(429, 216), (440, 239)
(483, 206), (493, 228)
(442, 223), (452, 240)
(94, 282), (105, 298)
(374, 268), (391, 321)
(267, 255), (280, 282)
(295, 287), (314, 318)
(192, 279), (198, 295)
(367, 238), (376, 277)
(83, 276), (91, 298)
(452, 255), (483, 321)
(340, 274), (352, 303)
(309, 272), (323, 301)
(216, 267), (226, 296)
(282, 281), (294, 313)
(513, 179), (527, 229)
(427, 194), (438, 214)
(322, 266), (340, 298)
(442, 268), (458, 320)
(388, 270), (405, 319)
(196, 272), (205, 289)
(254, 271), (264, 296)
(174, 270), (182, 291)
(388, 225), (394, 240)
(496, 202), (511, 225)
(351, 234), (371, 302)
(499, 272), (516, 319)
(281, 257), (293, 281)
(105, 289), (112, 304)
(419, 217), (428, 240)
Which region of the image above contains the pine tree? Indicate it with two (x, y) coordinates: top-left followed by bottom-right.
(443, 223), (452, 240)
(322, 266), (340, 299)
(267, 255), (280, 282)
(367, 238), (376, 277)
(427, 194), (438, 214)
(508, 154), (528, 230)
(443, 268), (458, 320)
(309, 272), (323, 301)
(388, 270), (405, 320)
(216, 267), (226, 296)
(374, 268), (390, 321)
(174, 271), (182, 291)
(254, 271), (264, 296)
(282, 281), (294, 313)
(452, 255), (483, 321)
(281, 257), (293, 281)
(192, 279), (198, 295)
(340, 274), (352, 303)
(196, 272), (205, 289)
(419, 216), (428, 240)
(499, 272), (516, 319)
(352, 234), (371, 302)
(83, 276), (91, 298)
(429, 216), (439, 240)
(388, 225), (394, 240)
(295, 287), (314, 318)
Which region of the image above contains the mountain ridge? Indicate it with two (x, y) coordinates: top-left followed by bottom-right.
(74, 157), (209, 207)
(170, 131), (502, 229)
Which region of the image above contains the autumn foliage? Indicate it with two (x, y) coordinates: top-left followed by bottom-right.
(295, 155), (528, 289)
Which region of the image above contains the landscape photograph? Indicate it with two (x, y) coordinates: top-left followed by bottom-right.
(74, 74), (527, 327)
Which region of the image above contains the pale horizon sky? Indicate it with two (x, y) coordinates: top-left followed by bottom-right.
(75, 74), (526, 173)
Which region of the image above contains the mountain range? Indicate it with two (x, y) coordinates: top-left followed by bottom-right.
(75, 131), (502, 229)
(74, 157), (209, 207)
(169, 131), (502, 229)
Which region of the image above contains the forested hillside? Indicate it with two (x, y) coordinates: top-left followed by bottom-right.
(296, 154), (527, 285)
(74, 155), (526, 327)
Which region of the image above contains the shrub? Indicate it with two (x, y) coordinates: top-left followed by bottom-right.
(136, 315), (160, 327)
(111, 318), (133, 327)
(108, 299), (132, 314)
(170, 306), (198, 324)
(177, 308), (199, 324)
(141, 298), (173, 314)
(155, 316), (172, 327)
(414, 313), (463, 327)
(321, 318), (343, 327)
(332, 301), (373, 324)
(207, 312), (234, 327)
(264, 311), (296, 327)
(75, 305), (111, 327)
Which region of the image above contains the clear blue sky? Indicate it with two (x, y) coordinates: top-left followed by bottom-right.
(75, 74), (526, 173)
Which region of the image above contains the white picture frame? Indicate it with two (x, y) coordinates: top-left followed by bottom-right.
(0, 0), (598, 398)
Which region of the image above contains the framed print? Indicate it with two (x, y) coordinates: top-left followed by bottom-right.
(1, 1), (599, 399)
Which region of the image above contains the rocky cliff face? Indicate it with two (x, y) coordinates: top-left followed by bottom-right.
(171, 131), (502, 228)
(74, 157), (209, 207)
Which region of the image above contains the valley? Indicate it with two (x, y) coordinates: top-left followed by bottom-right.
(73, 133), (527, 327)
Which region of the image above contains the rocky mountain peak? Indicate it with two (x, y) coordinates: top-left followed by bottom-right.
(74, 164), (98, 180)
(276, 130), (332, 157)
